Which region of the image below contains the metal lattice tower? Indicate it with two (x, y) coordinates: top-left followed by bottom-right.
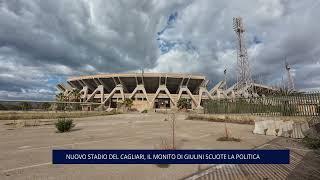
(233, 17), (253, 90)
(285, 61), (294, 91)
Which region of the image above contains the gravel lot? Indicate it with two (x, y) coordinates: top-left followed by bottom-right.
(0, 112), (317, 180)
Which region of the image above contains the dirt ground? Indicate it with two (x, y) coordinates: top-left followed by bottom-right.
(0, 112), (318, 180)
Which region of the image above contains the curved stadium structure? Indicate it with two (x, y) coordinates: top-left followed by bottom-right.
(57, 72), (279, 111)
(57, 73), (214, 111)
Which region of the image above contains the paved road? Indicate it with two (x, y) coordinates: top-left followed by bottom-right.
(183, 138), (320, 180)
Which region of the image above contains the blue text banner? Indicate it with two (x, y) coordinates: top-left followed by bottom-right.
(52, 149), (290, 164)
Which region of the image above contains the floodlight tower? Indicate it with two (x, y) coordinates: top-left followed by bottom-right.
(224, 68), (227, 91)
(233, 17), (253, 90)
(285, 61), (294, 91)
(140, 68), (145, 85)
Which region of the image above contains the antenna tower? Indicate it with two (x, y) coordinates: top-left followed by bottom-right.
(233, 17), (253, 90)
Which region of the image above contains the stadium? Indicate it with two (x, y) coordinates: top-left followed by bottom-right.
(57, 72), (279, 111)
(57, 73), (214, 111)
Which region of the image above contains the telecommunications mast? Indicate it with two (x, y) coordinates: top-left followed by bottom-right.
(233, 17), (253, 91)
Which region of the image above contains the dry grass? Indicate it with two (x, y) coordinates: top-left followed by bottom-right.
(156, 138), (174, 150)
(217, 136), (241, 142)
(186, 114), (254, 125)
(4, 119), (41, 128)
(0, 111), (120, 120)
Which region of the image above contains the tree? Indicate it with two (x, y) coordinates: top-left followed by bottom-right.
(69, 89), (81, 110)
(0, 103), (7, 110)
(70, 89), (81, 102)
(123, 98), (133, 109)
(41, 102), (51, 110)
(55, 92), (67, 111)
(56, 92), (66, 102)
(170, 113), (176, 149)
(20, 102), (32, 111)
(177, 98), (190, 110)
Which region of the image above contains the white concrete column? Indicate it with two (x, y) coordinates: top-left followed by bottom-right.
(151, 85), (175, 108)
(102, 84), (125, 105)
(80, 86), (88, 102)
(130, 85), (150, 104)
(85, 85), (104, 103)
(176, 86), (198, 109)
(197, 87), (214, 108)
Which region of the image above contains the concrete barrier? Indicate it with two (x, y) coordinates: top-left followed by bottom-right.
(253, 118), (309, 139)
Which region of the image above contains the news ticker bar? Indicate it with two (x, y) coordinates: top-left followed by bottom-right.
(52, 149), (290, 164)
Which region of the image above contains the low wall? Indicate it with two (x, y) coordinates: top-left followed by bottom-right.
(253, 119), (309, 138)
(188, 113), (313, 139)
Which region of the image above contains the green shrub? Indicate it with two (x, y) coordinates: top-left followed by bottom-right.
(141, 109), (148, 113)
(177, 98), (191, 109)
(123, 98), (133, 108)
(302, 136), (320, 149)
(55, 118), (75, 133)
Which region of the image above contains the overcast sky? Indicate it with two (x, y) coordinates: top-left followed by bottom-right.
(0, 0), (320, 100)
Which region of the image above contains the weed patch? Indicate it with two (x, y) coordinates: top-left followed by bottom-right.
(302, 136), (320, 149)
(217, 136), (241, 142)
(186, 114), (254, 125)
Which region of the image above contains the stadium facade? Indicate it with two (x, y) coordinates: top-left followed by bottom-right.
(57, 73), (278, 111)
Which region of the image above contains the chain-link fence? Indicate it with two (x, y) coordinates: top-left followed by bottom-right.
(204, 92), (320, 116)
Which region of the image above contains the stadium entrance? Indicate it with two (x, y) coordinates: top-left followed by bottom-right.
(154, 98), (170, 109)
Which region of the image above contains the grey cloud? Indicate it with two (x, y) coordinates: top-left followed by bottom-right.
(0, 0), (319, 100)
(152, 0), (320, 89)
